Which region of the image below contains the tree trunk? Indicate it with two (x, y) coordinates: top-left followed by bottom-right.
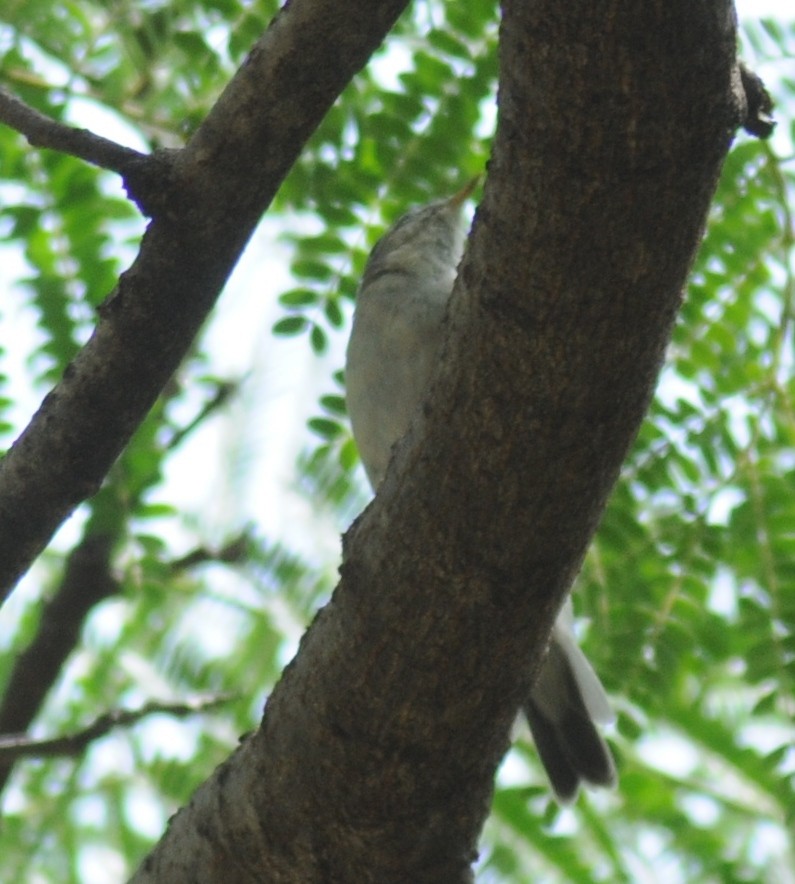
(132, 1), (745, 881)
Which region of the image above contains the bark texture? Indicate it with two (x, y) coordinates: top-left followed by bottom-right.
(133, 1), (743, 881)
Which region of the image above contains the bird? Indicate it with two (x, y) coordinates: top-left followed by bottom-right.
(344, 181), (616, 803)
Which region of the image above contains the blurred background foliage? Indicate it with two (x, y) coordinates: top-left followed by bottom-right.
(0, 1), (793, 881)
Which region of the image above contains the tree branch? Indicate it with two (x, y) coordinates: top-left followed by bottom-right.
(169, 531), (253, 572)
(0, 696), (231, 762)
(164, 378), (243, 451)
(0, 532), (119, 792)
(0, 85), (147, 173)
(0, 0), (412, 605)
(0, 86), (181, 216)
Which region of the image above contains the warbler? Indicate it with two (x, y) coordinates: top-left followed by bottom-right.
(345, 182), (616, 802)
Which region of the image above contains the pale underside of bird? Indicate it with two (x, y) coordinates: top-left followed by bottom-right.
(344, 183), (616, 803)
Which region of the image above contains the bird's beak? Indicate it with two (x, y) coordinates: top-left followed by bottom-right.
(449, 175), (481, 208)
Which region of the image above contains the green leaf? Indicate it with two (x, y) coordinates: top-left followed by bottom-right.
(307, 417), (343, 441)
(278, 288), (318, 308)
(273, 316), (309, 336)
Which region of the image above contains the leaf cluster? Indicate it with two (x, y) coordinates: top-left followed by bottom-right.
(0, 3), (793, 882)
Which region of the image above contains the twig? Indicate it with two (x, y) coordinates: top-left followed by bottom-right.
(0, 85), (181, 216)
(0, 696), (232, 761)
(0, 84), (147, 174)
(165, 378), (244, 451)
(169, 531), (254, 572)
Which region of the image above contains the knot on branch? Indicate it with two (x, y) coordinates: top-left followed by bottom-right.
(738, 62), (776, 139)
(120, 148), (184, 219)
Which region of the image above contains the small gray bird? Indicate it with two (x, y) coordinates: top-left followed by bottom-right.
(345, 182), (616, 802)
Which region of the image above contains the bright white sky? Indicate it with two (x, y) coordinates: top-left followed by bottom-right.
(736, 0), (792, 16)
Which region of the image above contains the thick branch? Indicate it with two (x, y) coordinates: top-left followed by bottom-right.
(0, 697), (229, 761)
(132, 2), (741, 881)
(0, 0), (411, 605)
